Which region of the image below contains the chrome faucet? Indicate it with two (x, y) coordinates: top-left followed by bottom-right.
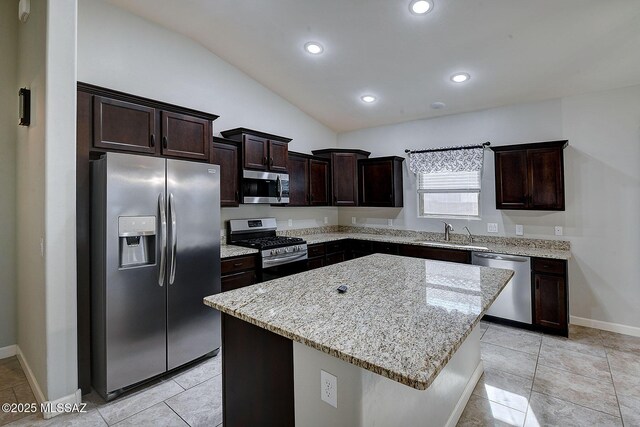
(441, 221), (454, 241)
(464, 226), (474, 244)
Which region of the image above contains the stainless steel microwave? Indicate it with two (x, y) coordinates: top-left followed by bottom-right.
(241, 170), (289, 204)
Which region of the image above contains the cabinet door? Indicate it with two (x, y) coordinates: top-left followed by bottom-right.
(534, 273), (567, 331)
(161, 111), (211, 161)
(93, 96), (156, 154)
(307, 257), (325, 270)
(268, 141), (289, 172)
(495, 150), (528, 209)
(221, 271), (256, 292)
(243, 135), (268, 170)
(332, 153), (358, 206)
(398, 245), (470, 264)
(309, 159), (329, 206)
(528, 148), (564, 210)
(287, 154), (309, 206)
(211, 142), (239, 207)
(359, 160), (394, 206)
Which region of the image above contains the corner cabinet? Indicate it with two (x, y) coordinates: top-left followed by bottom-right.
(358, 156), (404, 207)
(492, 140), (568, 210)
(220, 128), (291, 173)
(312, 149), (370, 206)
(211, 137), (240, 207)
(287, 152), (330, 206)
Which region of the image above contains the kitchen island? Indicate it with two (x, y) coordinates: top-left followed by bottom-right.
(204, 254), (513, 427)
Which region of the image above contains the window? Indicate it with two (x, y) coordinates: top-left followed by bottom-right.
(418, 170), (481, 217)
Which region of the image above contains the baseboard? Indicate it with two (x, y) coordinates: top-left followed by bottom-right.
(0, 344), (17, 359)
(16, 346), (82, 419)
(571, 316), (640, 338)
(445, 360), (484, 427)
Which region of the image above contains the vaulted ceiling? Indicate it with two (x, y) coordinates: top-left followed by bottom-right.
(108, 0), (640, 132)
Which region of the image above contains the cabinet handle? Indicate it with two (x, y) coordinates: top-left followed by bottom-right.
(263, 156), (267, 165)
(233, 262), (243, 267)
(310, 194), (313, 202)
(270, 157), (274, 167)
(162, 136), (168, 149)
(235, 190), (239, 202)
(389, 194), (393, 201)
(150, 134), (155, 147)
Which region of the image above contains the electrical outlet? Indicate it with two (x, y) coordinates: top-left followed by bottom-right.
(387, 219), (393, 226)
(321, 370), (337, 408)
(555, 226), (563, 236)
(351, 217), (356, 225)
(324, 216), (328, 224)
(515, 224), (524, 236)
(288, 219), (293, 227)
(487, 223), (498, 233)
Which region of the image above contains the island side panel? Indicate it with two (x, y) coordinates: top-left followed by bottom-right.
(222, 313), (295, 427)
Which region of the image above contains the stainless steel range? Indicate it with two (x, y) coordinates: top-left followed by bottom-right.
(228, 218), (308, 278)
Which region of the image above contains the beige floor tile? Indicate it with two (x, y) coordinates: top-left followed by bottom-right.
(611, 369), (640, 400)
(472, 368), (532, 412)
(524, 391), (622, 427)
(171, 355), (222, 390)
(607, 348), (640, 377)
(542, 333), (606, 358)
(457, 394), (525, 427)
(600, 330), (640, 354)
(532, 364), (619, 416)
(97, 380), (184, 425)
(113, 402), (187, 427)
(0, 358), (27, 391)
(567, 325), (604, 346)
(537, 343), (611, 381)
(618, 393), (640, 427)
(481, 326), (541, 356)
(0, 388), (32, 426)
(481, 342), (538, 380)
(5, 410), (108, 427)
(12, 384), (36, 405)
(165, 375), (222, 427)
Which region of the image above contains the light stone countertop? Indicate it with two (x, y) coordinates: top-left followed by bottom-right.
(220, 244), (259, 259)
(205, 253), (514, 390)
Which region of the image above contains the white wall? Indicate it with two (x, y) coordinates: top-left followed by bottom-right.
(77, 0), (339, 230)
(0, 0), (18, 350)
(337, 86), (640, 330)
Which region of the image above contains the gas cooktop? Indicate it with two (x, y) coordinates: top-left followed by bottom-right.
(233, 235), (305, 250)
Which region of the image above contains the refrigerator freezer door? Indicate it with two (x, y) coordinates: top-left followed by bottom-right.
(166, 160), (221, 370)
(92, 153), (167, 395)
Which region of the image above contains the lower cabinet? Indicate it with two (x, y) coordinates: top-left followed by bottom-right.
(532, 258), (568, 335)
(398, 244), (471, 264)
(221, 255), (258, 292)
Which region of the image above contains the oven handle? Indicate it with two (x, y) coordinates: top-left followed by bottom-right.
(263, 252), (308, 267)
(276, 175), (282, 202)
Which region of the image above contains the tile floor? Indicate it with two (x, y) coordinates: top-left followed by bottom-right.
(1, 322), (639, 426)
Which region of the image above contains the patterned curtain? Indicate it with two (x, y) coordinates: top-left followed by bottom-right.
(408, 145), (485, 174)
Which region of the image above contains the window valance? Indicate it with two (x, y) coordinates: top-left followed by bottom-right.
(406, 143), (489, 174)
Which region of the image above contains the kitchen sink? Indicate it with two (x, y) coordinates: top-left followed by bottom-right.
(412, 240), (489, 251)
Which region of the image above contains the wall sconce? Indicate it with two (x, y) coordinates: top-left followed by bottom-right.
(19, 88), (31, 126)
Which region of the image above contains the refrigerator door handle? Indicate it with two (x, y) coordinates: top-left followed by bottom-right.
(158, 193), (167, 286)
(169, 193), (177, 285)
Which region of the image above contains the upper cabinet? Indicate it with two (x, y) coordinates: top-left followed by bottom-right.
(211, 137), (240, 207)
(312, 149), (370, 206)
(358, 156), (404, 207)
(287, 152), (330, 206)
(492, 140), (568, 211)
(84, 83), (218, 162)
(220, 128), (291, 173)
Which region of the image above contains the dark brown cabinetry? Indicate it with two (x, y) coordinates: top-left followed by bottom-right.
(93, 96), (157, 154)
(306, 243), (326, 271)
(358, 156), (404, 207)
(312, 149), (371, 206)
(221, 128), (291, 173)
(221, 255), (258, 293)
(532, 257), (568, 336)
(492, 140), (567, 211)
(211, 137), (240, 207)
(160, 111), (211, 161)
(287, 152), (330, 206)
(398, 244), (471, 264)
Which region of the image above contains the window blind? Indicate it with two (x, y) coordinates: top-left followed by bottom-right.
(417, 170), (482, 193)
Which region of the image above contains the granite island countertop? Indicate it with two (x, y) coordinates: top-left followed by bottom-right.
(220, 244), (259, 259)
(205, 253), (513, 390)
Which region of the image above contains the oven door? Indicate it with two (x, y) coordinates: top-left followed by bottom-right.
(242, 170), (289, 204)
(261, 259), (308, 282)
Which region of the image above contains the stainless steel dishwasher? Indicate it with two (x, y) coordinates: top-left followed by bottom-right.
(472, 252), (532, 324)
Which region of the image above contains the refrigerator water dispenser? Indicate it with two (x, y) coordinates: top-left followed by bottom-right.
(118, 216), (156, 267)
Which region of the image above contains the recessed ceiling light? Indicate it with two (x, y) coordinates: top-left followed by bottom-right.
(304, 42), (324, 55)
(450, 72), (470, 83)
(361, 95), (377, 103)
(409, 0), (433, 15)
(430, 101), (446, 109)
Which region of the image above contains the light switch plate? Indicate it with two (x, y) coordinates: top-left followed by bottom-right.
(324, 217), (328, 224)
(321, 370), (337, 408)
(555, 226), (563, 236)
(515, 224), (524, 236)
(288, 219), (293, 227)
(387, 219), (393, 226)
(351, 217), (356, 225)
(487, 223), (498, 233)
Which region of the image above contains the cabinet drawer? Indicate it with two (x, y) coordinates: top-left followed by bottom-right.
(326, 252), (345, 265)
(307, 257), (325, 270)
(371, 241), (399, 255)
(221, 270), (256, 292)
(326, 241), (346, 254)
(307, 244), (326, 258)
(532, 258), (565, 275)
(221, 255), (257, 274)
(349, 239), (372, 253)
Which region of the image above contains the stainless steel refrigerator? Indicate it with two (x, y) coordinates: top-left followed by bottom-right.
(91, 152), (220, 400)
